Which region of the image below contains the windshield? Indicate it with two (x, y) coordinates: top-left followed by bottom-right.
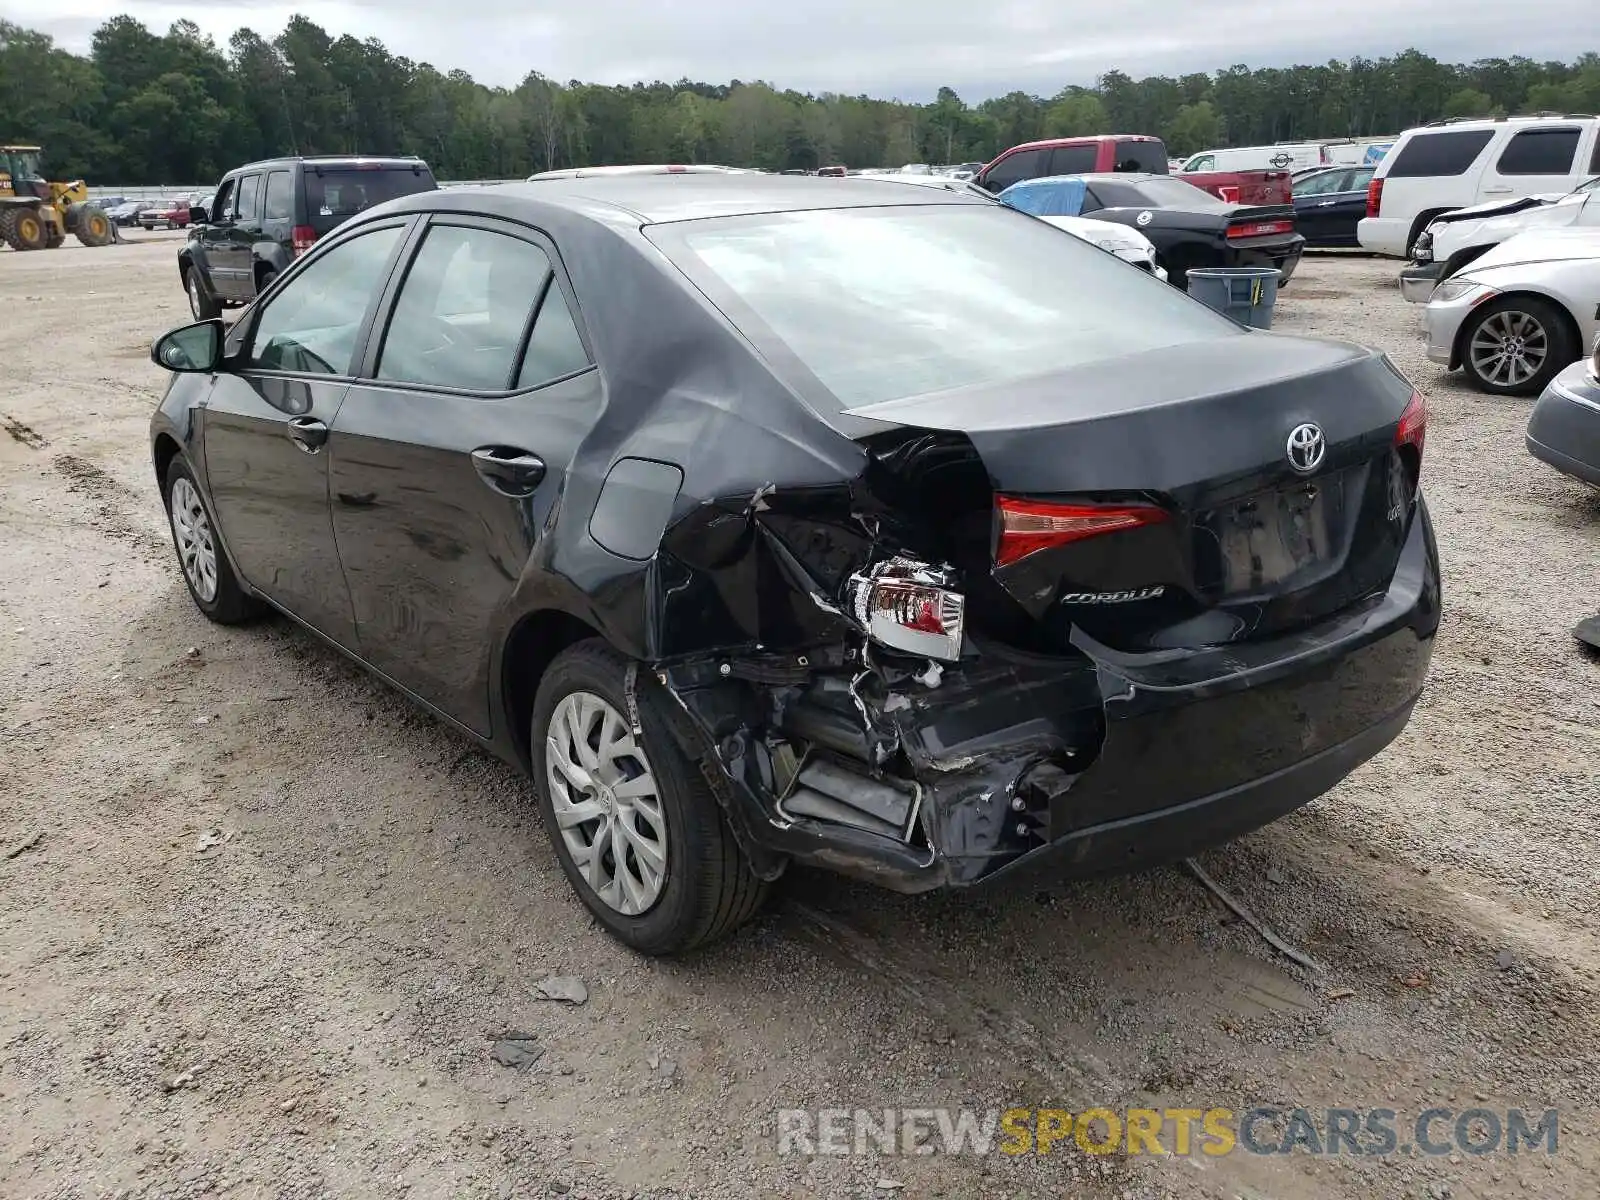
(304, 166), (436, 233)
(649, 205), (1235, 412)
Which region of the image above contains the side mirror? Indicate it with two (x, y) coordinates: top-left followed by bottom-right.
(190, 205), (210, 224)
(151, 319), (223, 373)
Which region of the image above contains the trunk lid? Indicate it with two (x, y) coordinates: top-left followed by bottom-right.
(849, 334), (1419, 651)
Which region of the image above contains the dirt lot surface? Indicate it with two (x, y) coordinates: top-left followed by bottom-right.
(3, 236), (1597, 1200)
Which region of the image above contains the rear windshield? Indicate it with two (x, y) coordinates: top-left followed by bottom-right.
(1113, 139), (1169, 174)
(1384, 130), (1494, 178)
(304, 166), (435, 232)
(648, 205), (1235, 412)
(1100, 177), (1226, 209)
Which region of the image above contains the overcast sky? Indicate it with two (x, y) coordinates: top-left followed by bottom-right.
(12, 0), (1596, 101)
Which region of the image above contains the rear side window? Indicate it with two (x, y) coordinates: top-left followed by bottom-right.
(1591, 139), (1600, 173)
(236, 174), (261, 221)
(650, 205), (1235, 412)
(1048, 145), (1099, 175)
(1384, 130), (1494, 178)
(377, 224), (550, 391)
(1112, 140), (1168, 173)
(263, 170), (292, 220)
(304, 166), (435, 233)
(1495, 129), (1581, 175)
(982, 148), (1049, 191)
(517, 284), (591, 388)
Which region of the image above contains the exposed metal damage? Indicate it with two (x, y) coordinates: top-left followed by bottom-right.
(649, 454), (1104, 894)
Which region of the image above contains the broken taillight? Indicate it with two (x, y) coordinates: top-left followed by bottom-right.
(995, 497), (1168, 567)
(291, 225), (317, 257)
(847, 557), (966, 662)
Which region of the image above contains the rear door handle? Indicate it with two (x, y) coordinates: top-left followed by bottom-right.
(471, 446), (546, 496)
(1482, 187), (1512, 195)
(287, 416), (328, 453)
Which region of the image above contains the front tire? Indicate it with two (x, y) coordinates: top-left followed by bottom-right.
(74, 206), (114, 246)
(163, 457), (261, 624)
(531, 640), (769, 955)
(1459, 296), (1576, 397)
(185, 266), (220, 321)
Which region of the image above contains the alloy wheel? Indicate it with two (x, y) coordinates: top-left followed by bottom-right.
(187, 272), (203, 320)
(168, 477), (219, 602)
(1469, 309), (1548, 389)
(544, 691), (668, 916)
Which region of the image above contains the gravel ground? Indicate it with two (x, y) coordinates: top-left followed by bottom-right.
(2, 239), (1597, 1200)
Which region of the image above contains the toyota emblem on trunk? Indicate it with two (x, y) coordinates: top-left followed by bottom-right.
(1286, 423), (1326, 473)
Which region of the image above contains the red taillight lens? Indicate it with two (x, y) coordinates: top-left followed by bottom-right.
(1366, 177), (1383, 218)
(291, 225), (317, 257)
(1227, 219), (1294, 239)
(1395, 389), (1427, 459)
(995, 497), (1168, 567)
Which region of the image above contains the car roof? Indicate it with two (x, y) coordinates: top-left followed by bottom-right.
(383, 173), (992, 225)
(230, 155), (429, 174)
(999, 134), (1160, 153)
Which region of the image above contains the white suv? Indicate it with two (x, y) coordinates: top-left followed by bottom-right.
(1357, 116), (1600, 258)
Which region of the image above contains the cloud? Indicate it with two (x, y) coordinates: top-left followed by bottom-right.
(8, 0), (1594, 100)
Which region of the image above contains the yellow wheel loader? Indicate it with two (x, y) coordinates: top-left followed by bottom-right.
(0, 144), (116, 251)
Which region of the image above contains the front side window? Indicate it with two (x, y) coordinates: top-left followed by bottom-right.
(1496, 129), (1581, 176)
(651, 205), (1235, 413)
(982, 148), (1048, 192)
(377, 225), (551, 391)
(211, 179), (235, 222)
(248, 225), (403, 375)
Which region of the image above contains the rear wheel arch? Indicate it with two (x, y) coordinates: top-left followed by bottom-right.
(501, 609), (607, 772)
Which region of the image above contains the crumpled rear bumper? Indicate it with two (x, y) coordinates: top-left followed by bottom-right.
(669, 500), (1440, 894)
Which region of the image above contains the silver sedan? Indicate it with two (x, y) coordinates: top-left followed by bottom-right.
(1421, 228), (1600, 396)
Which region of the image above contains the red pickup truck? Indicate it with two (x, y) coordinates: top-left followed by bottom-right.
(974, 134), (1292, 206)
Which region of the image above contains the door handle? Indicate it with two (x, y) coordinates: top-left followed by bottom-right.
(471, 446), (546, 496)
(1482, 187), (1512, 195)
(287, 416), (328, 453)
(1317, 200), (1336, 206)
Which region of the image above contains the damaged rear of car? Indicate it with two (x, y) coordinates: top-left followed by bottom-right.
(618, 197), (1440, 942)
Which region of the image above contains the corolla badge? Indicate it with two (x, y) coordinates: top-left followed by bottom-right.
(1135, 210), (1154, 226)
(1286, 422), (1326, 473)
(1061, 586), (1166, 605)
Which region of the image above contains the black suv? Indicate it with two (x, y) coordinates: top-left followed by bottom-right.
(179, 156), (438, 320)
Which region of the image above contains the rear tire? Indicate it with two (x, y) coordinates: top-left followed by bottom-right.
(531, 640), (770, 955)
(162, 457), (261, 625)
(3, 206), (49, 251)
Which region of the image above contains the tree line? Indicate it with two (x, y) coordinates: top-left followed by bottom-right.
(2, 15), (1598, 185)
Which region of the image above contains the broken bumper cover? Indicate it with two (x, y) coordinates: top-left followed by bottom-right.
(676, 501), (1440, 895)
(1399, 263), (1445, 304)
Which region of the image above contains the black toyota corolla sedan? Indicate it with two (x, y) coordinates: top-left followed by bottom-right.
(148, 175), (1440, 955)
